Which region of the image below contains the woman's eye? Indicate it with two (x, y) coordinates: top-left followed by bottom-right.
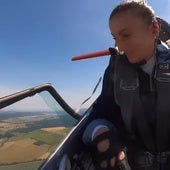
(122, 34), (130, 39)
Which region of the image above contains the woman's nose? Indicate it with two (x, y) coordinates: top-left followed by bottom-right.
(116, 44), (125, 55)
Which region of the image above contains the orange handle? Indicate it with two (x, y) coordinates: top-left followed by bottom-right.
(72, 49), (110, 61)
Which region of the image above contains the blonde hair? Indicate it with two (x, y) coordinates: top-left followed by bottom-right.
(126, 0), (147, 4)
(109, 1), (156, 26)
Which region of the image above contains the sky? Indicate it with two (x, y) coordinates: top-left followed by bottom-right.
(0, 0), (170, 109)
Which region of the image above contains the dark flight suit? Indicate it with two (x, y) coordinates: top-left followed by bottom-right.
(87, 41), (170, 170)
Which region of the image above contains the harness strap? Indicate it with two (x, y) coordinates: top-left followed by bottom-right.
(112, 54), (155, 151)
(136, 151), (170, 167)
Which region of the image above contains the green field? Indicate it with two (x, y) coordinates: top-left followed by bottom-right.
(0, 127), (71, 169)
(24, 128), (70, 145)
(0, 160), (43, 170)
(0, 110), (75, 170)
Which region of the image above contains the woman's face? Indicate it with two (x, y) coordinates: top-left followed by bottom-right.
(109, 11), (156, 64)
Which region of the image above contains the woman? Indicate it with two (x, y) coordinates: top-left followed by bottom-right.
(83, 1), (170, 170)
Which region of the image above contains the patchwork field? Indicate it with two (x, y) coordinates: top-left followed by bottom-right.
(0, 138), (50, 164)
(0, 122), (25, 134)
(0, 160), (43, 170)
(41, 126), (66, 133)
(0, 127), (70, 166)
(0, 110), (76, 170)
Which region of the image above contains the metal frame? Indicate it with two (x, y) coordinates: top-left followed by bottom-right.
(0, 83), (82, 120)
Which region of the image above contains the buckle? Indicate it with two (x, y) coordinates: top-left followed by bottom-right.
(155, 152), (170, 164)
(120, 79), (139, 91)
(137, 151), (170, 167)
(137, 152), (154, 167)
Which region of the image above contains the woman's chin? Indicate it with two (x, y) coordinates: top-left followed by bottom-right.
(127, 57), (137, 64)
(128, 58), (146, 66)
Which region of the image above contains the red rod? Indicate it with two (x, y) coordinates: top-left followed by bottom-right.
(72, 49), (110, 61)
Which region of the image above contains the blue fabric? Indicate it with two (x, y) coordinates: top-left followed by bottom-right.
(82, 118), (116, 145)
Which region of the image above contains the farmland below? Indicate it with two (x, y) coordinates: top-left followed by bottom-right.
(0, 110), (76, 170)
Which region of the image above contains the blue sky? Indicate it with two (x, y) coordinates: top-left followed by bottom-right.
(0, 0), (170, 109)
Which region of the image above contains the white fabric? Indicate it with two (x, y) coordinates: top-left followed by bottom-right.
(140, 55), (156, 75)
(92, 125), (108, 141)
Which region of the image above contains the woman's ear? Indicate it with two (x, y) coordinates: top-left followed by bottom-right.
(152, 20), (160, 38)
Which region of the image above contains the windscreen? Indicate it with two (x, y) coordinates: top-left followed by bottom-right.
(0, 92), (77, 170)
